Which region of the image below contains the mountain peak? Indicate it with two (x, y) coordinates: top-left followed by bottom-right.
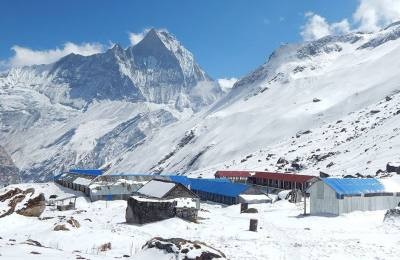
(110, 43), (124, 51)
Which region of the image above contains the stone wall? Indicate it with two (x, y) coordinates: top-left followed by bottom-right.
(126, 197), (176, 224)
(175, 207), (198, 222)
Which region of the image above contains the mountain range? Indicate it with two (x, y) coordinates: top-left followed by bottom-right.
(2, 23), (400, 183)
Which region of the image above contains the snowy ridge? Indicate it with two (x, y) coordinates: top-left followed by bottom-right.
(110, 21), (400, 177)
(3, 23), (400, 181)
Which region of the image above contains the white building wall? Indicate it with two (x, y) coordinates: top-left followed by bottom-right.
(339, 195), (400, 214)
(309, 181), (339, 215)
(310, 181), (400, 215)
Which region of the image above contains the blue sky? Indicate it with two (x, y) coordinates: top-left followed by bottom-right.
(1, 0), (398, 79)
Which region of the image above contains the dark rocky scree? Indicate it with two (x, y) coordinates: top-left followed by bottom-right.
(384, 207), (400, 223)
(386, 162), (400, 174)
(143, 237), (226, 260)
(0, 188), (45, 218)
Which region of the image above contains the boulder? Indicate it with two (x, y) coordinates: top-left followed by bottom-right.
(296, 130), (312, 138)
(142, 237), (226, 260)
(98, 242), (112, 252)
(0, 188), (46, 218)
(67, 217), (80, 228)
(384, 207), (400, 223)
(54, 224), (70, 231)
(17, 193), (46, 217)
(242, 208), (258, 213)
(386, 162), (400, 174)
(277, 157), (289, 165)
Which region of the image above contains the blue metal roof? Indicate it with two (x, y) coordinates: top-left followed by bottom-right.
(53, 173), (64, 180)
(323, 178), (387, 196)
(106, 173), (180, 176)
(185, 178), (249, 197)
(106, 173), (153, 177)
(169, 176), (191, 187)
(69, 169), (103, 176)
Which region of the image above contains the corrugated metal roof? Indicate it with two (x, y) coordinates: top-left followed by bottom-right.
(137, 180), (176, 198)
(69, 169), (103, 176)
(73, 177), (92, 186)
(106, 173), (179, 176)
(188, 178), (249, 197)
(323, 178), (400, 196)
(169, 176), (191, 187)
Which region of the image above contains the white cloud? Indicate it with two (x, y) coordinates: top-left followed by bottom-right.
(128, 29), (150, 45)
(353, 0), (400, 31)
(301, 0), (400, 41)
(301, 12), (350, 41)
(218, 78), (238, 92)
(9, 42), (104, 67)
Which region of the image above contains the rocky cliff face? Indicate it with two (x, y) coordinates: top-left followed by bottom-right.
(0, 145), (20, 185)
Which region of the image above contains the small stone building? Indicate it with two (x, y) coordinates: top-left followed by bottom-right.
(126, 179), (200, 224)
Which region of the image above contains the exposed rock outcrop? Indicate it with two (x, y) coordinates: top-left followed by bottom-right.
(384, 207), (400, 223)
(386, 162), (400, 174)
(0, 145), (20, 186)
(142, 237), (226, 260)
(17, 193), (46, 217)
(0, 188), (45, 218)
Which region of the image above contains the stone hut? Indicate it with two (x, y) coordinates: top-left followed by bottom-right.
(126, 179), (199, 224)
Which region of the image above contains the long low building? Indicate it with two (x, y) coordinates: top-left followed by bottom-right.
(55, 169), (104, 195)
(88, 174), (169, 201)
(172, 177), (270, 205)
(214, 170), (316, 192)
(309, 178), (400, 215)
(248, 171), (316, 192)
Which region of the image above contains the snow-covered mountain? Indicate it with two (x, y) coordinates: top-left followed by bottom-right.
(0, 29), (221, 182)
(109, 22), (400, 177)
(3, 23), (400, 182)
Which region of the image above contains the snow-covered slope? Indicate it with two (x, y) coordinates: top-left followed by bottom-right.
(0, 29), (221, 182)
(110, 22), (400, 177)
(3, 23), (400, 181)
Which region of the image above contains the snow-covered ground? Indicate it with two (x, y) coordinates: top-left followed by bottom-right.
(1, 182), (400, 259)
